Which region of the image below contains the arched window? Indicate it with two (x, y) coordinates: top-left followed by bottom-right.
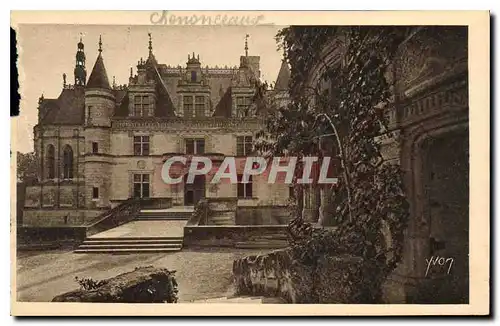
(46, 145), (55, 179)
(62, 145), (74, 179)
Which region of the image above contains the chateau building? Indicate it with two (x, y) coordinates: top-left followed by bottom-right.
(23, 35), (293, 226)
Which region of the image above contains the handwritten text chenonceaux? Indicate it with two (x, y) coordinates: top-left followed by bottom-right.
(150, 11), (266, 26)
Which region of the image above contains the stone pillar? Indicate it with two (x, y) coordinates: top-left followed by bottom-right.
(302, 185), (320, 223)
(317, 187), (329, 226)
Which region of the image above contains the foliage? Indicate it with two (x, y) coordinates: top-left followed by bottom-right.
(255, 26), (411, 299)
(74, 276), (108, 291)
(16, 151), (37, 183)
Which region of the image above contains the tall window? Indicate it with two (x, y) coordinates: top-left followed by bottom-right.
(133, 136), (150, 156)
(236, 136), (253, 156)
(92, 187), (99, 199)
(191, 71), (197, 82)
(195, 96), (205, 117)
(185, 138), (205, 154)
(46, 144), (55, 179)
(92, 142), (98, 154)
(237, 174), (253, 198)
(62, 145), (74, 179)
(133, 95), (152, 117)
(133, 174), (150, 198)
(236, 96), (251, 117)
(183, 96), (194, 117)
(87, 106), (93, 124)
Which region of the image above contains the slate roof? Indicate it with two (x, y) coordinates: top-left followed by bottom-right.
(39, 87), (85, 125)
(213, 87), (233, 117)
(87, 54), (111, 90)
(274, 59), (291, 91)
(147, 63), (176, 117)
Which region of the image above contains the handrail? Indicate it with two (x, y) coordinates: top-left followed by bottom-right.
(186, 199), (211, 226)
(85, 198), (141, 237)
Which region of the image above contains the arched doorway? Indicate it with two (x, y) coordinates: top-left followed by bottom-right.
(412, 128), (469, 303)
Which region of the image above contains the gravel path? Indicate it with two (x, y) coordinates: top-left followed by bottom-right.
(16, 248), (269, 302)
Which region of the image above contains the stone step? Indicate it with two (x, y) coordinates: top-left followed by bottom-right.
(76, 235), (184, 254)
(135, 217), (189, 221)
(138, 211), (192, 216)
(86, 236), (183, 241)
(82, 239), (183, 245)
(234, 241), (289, 249)
(79, 243), (183, 249)
(74, 247), (182, 254)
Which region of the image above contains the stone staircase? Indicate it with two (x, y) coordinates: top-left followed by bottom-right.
(74, 236), (184, 254)
(135, 208), (193, 221)
(75, 207), (194, 254)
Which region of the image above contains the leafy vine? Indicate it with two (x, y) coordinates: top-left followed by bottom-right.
(255, 26), (411, 298)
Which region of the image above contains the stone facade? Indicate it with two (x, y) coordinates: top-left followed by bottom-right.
(22, 36), (292, 227)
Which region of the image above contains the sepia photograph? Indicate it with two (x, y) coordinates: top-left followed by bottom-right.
(10, 10), (489, 316)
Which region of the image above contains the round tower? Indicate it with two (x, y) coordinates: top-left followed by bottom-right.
(83, 35), (115, 210)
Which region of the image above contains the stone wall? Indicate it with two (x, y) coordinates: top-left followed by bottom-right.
(235, 206), (290, 225)
(17, 226), (88, 248)
(183, 225), (288, 248)
(233, 249), (383, 303)
(22, 209), (102, 226)
(24, 184), (85, 209)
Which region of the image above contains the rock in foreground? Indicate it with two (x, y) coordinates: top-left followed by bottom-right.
(52, 266), (178, 303)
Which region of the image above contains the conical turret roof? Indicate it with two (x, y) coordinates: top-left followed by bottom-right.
(274, 59), (291, 91)
(87, 53), (111, 89)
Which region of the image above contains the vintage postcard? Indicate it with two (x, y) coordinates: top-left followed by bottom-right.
(10, 11), (490, 316)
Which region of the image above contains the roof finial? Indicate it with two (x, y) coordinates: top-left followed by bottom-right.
(130, 67), (133, 78)
(245, 34), (249, 57)
(98, 35), (102, 54)
(63, 73), (67, 88)
(79, 33), (83, 43)
(148, 33), (153, 54)
(113, 76), (116, 88)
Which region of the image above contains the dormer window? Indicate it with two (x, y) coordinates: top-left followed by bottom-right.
(191, 71), (197, 82)
(133, 95), (152, 117)
(183, 96), (194, 117)
(195, 96), (205, 117)
(236, 96), (251, 117)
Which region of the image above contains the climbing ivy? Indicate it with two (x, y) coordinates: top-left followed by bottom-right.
(255, 26), (410, 298)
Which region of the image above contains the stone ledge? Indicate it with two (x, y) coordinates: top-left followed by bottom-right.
(233, 249), (382, 303)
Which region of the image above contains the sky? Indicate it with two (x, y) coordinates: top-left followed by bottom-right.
(15, 24), (286, 153)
